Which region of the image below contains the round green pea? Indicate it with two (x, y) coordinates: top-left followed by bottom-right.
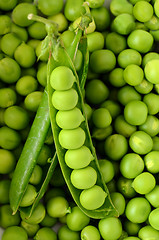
(0, 15), (11, 35)
(149, 208), (159, 230)
(4, 105), (30, 130)
(0, 149), (16, 174)
(92, 108), (112, 128)
(81, 225), (100, 240)
(144, 150), (159, 174)
(114, 115), (137, 138)
(143, 93), (159, 115)
(58, 225), (80, 240)
(19, 184), (37, 207)
(29, 164), (43, 185)
(144, 59), (159, 84)
(146, 185), (159, 208)
(24, 91), (43, 112)
(110, 192), (126, 216)
(20, 203), (45, 224)
(118, 48), (142, 68)
(16, 75), (38, 96)
(98, 159), (115, 183)
(80, 185), (107, 210)
(117, 85), (141, 106)
(138, 225), (159, 240)
(34, 227), (57, 240)
(50, 66), (75, 91)
(47, 196), (69, 218)
(0, 88), (17, 108)
(129, 131), (153, 155)
(56, 107), (84, 129)
(2, 226), (28, 240)
(58, 127), (86, 149)
(98, 217), (122, 240)
(52, 88), (78, 111)
(21, 221), (40, 238)
(135, 79), (153, 95)
(0, 180), (10, 204)
(65, 146), (94, 169)
(71, 166), (97, 189)
(123, 64), (144, 86)
(132, 172), (156, 194)
(133, 1), (153, 22)
(0, 126), (21, 150)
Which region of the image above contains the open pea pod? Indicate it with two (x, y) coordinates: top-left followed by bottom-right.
(47, 45), (119, 219)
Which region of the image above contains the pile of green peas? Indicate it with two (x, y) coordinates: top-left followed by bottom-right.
(1, 0), (159, 239)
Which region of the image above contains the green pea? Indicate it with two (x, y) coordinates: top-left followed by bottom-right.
(123, 64), (144, 86)
(87, 31), (104, 52)
(0, 126), (21, 150)
(124, 100), (148, 126)
(127, 29), (154, 53)
(0, 204), (21, 228)
(20, 202), (45, 224)
(111, 13), (136, 35)
(92, 108), (112, 129)
(106, 32), (127, 55)
(132, 172), (156, 194)
(117, 177), (136, 199)
(56, 107), (84, 129)
(110, 0), (133, 16)
(0, 180), (10, 204)
(98, 159), (115, 183)
(98, 217), (122, 240)
(0, 0), (17, 11)
(124, 220), (141, 236)
(52, 89), (78, 111)
(81, 225), (100, 240)
(85, 79), (109, 105)
(143, 93), (159, 115)
(145, 185), (159, 208)
(0, 57), (21, 84)
(64, 0), (84, 22)
(101, 100), (121, 119)
(0, 15), (11, 35)
(59, 127), (86, 149)
(47, 196), (69, 218)
(28, 164), (42, 185)
(139, 115), (159, 137)
(120, 153), (144, 179)
(4, 105), (30, 130)
(154, 0), (159, 17)
(37, 144), (52, 166)
(0, 32), (22, 57)
(114, 115), (137, 138)
(50, 66), (76, 91)
(92, 125), (113, 141)
(19, 184), (37, 207)
(84, 103), (93, 121)
(144, 59), (159, 84)
(65, 145), (94, 169)
(11, 22), (28, 42)
(40, 213), (57, 228)
(129, 130), (153, 155)
(110, 192), (125, 216)
(152, 136), (159, 151)
(138, 225), (159, 240)
(14, 42), (36, 68)
(27, 22), (47, 40)
(34, 227), (57, 240)
(117, 48), (142, 68)
(117, 85), (141, 106)
(58, 225), (80, 240)
(109, 68), (126, 87)
(91, 7), (110, 31)
(90, 49), (116, 74)
(125, 197), (151, 223)
(60, 30), (75, 48)
(12, 3), (37, 27)
(134, 79), (153, 94)
(24, 91), (43, 112)
(66, 206), (90, 231)
(2, 226), (28, 240)
(48, 13), (68, 32)
(0, 149), (16, 174)
(145, 150), (159, 174)
(104, 134), (128, 161)
(142, 52), (159, 68)
(133, 1), (153, 23)
(71, 166), (97, 189)
(149, 208), (159, 230)
(80, 185), (107, 210)
(37, 0), (63, 16)
(21, 221), (40, 238)
(16, 75), (38, 96)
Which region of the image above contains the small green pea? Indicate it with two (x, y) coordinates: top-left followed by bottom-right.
(19, 184), (37, 207)
(80, 185), (107, 210)
(24, 91), (43, 112)
(50, 66), (76, 91)
(21, 221), (40, 238)
(71, 166), (97, 189)
(81, 225), (101, 240)
(58, 224), (80, 240)
(56, 107), (84, 129)
(99, 159), (115, 183)
(34, 227), (57, 240)
(2, 226), (28, 240)
(92, 108), (112, 128)
(58, 127), (86, 149)
(0, 204), (21, 228)
(65, 145), (94, 169)
(52, 88), (78, 111)
(0, 149), (16, 174)
(16, 75), (38, 96)
(47, 196), (69, 218)
(0, 126), (21, 150)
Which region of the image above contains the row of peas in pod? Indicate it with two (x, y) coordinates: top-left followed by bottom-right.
(2, 0), (159, 239)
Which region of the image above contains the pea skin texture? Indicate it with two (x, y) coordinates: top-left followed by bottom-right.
(58, 127), (86, 149)
(2, 226), (28, 240)
(56, 107), (85, 129)
(80, 185), (107, 210)
(64, 146), (94, 169)
(70, 166), (97, 189)
(52, 88), (78, 111)
(50, 66), (76, 90)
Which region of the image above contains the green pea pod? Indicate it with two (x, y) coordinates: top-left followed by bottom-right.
(9, 88), (51, 214)
(47, 49), (119, 219)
